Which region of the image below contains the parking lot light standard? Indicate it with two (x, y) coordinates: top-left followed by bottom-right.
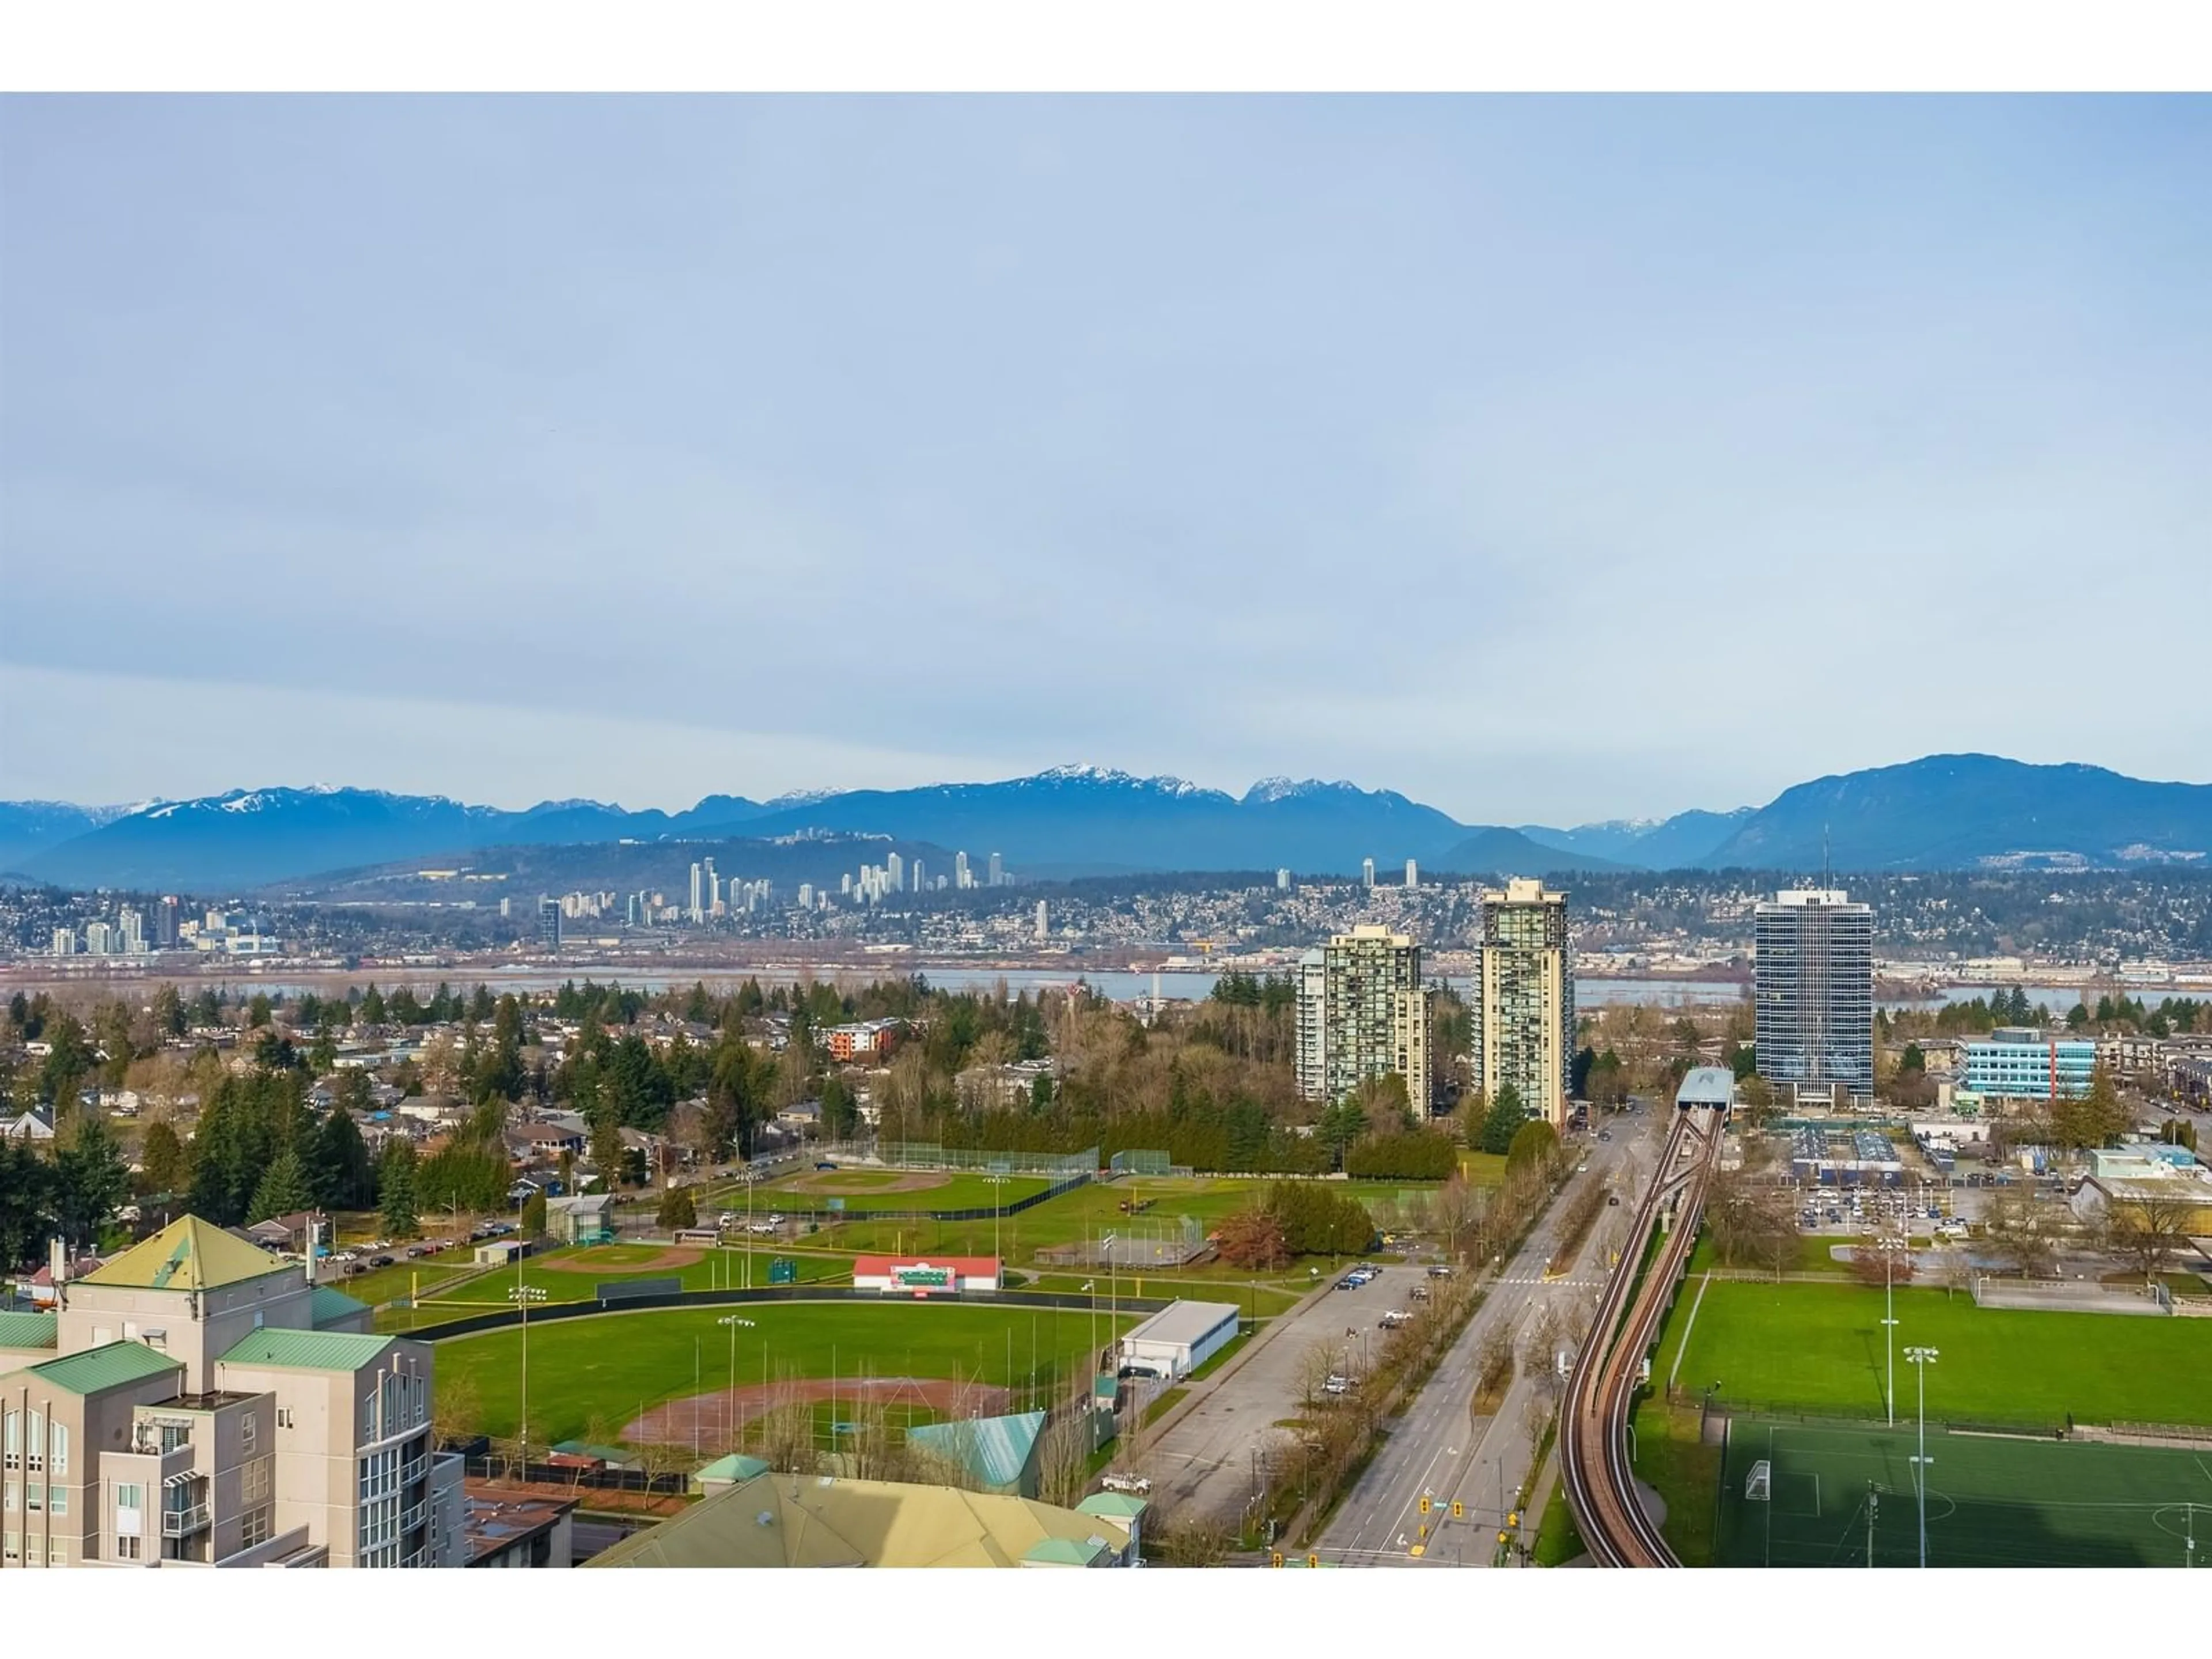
(1906, 1346), (1939, 1567)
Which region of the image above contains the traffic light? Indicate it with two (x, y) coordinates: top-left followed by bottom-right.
(1307, 1553), (1320, 1569)
(1452, 1500), (1464, 1520)
(1508, 1510), (1521, 1528)
(1419, 1495), (1432, 1514)
(1271, 1551), (1285, 1568)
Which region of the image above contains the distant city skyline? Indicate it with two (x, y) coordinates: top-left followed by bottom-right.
(3, 97), (2206, 821)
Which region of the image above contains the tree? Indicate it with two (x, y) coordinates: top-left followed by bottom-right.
(140, 1119), (187, 1195)
(1849, 1240), (1916, 1288)
(247, 993), (274, 1029)
(249, 1149), (316, 1225)
(1215, 1205), (1289, 1270)
(819, 1071), (858, 1141)
(520, 1188), (548, 1239)
(53, 1112), (131, 1249)
(1478, 1084), (1528, 1156)
(378, 1140), (421, 1238)
(0, 1141), (60, 1269)
(1982, 1188), (2057, 1278)
(2103, 1190), (2194, 1279)
(151, 984), (186, 1039)
(1504, 1118), (1560, 1175)
(657, 1185), (698, 1231)
(311, 1104), (377, 1210)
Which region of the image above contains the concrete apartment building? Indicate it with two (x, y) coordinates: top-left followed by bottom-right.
(1753, 888), (1874, 1107)
(1294, 925), (1431, 1108)
(0, 1217), (460, 1570)
(1475, 878), (1575, 1127)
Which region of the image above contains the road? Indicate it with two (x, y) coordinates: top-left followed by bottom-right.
(1313, 1104), (1673, 1567)
(1138, 1258), (1424, 1529)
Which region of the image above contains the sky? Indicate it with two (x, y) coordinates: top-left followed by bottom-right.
(2, 95), (2207, 827)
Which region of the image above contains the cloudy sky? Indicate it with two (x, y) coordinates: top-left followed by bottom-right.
(2, 95), (2206, 825)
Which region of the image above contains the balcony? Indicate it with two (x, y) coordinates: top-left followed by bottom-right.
(163, 1502), (213, 1536)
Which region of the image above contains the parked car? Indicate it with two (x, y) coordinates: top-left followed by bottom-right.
(1100, 1471), (1152, 1495)
(1410, 1285), (1430, 1301)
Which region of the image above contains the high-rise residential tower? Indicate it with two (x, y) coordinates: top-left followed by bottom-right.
(536, 896), (563, 955)
(1753, 889), (1874, 1105)
(1404, 859), (1418, 889)
(1476, 878), (1574, 1127)
(987, 852), (1003, 888)
(1294, 925), (1431, 1109)
(1362, 858), (1376, 888)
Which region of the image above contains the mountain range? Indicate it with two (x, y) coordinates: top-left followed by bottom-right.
(2, 755), (2207, 895)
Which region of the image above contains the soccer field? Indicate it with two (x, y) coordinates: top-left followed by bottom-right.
(1665, 1279), (2212, 1427)
(1717, 1419), (2212, 1567)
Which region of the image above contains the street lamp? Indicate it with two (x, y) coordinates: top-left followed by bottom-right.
(718, 1316), (757, 1450)
(1906, 1346), (1938, 1567)
(509, 1283), (548, 1476)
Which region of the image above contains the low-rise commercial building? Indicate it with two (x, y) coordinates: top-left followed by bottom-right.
(1963, 1028), (2098, 1101)
(1115, 1300), (1240, 1381)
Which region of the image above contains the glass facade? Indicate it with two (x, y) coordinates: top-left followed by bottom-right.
(1963, 1032), (2097, 1100)
(1753, 891), (1873, 1096)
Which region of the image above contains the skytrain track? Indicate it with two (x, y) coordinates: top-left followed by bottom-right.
(1560, 1098), (1726, 1568)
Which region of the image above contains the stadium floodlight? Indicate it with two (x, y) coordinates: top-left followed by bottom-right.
(719, 1315), (759, 1444)
(1876, 1232), (1909, 1425)
(508, 1283), (548, 1472)
(1906, 1346), (1940, 1567)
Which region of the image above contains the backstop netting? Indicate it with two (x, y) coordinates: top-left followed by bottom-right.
(1035, 1217), (1210, 1269)
(878, 1142), (1098, 1177)
(1109, 1149), (1173, 1176)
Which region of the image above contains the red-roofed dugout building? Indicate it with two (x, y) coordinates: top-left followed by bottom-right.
(851, 1256), (1001, 1296)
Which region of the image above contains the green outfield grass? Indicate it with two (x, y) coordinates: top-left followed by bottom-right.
(1661, 1279), (2212, 1427)
(434, 1301), (1136, 1445)
(815, 1174), (1425, 1263)
(422, 1244), (853, 1308)
(752, 1169), (1055, 1212)
(1716, 1419), (2212, 1567)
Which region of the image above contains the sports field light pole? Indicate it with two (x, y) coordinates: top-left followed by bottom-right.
(986, 1173), (1010, 1267)
(1878, 1233), (1905, 1425)
(509, 1283), (547, 1478)
(718, 1315), (757, 1447)
(1906, 1346), (1938, 1567)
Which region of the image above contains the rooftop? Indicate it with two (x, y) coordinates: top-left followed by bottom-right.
(584, 1472), (1134, 1570)
(1120, 1299), (1241, 1347)
(82, 1215), (293, 1294)
(218, 1328), (397, 1373)
(905, 1410), (1046, 1490)
(21, 1340), (182, 1396)
(0, 1310), (59, 1351)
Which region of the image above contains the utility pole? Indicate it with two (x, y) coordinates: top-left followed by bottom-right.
(719, 1315), (756, 1449)
(1866, 1482), (1878, 1567)
(1907, 1346), (1938, 1567)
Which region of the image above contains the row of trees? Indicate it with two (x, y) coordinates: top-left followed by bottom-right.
(1214, 1181), (1385, 1266)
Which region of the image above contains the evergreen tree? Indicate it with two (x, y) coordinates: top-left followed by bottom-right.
(378, 1141), (421, 1237)
(0, 1141), (60, 1268)
(311, 1107), (377, 1210)
(249, 1149), (316, 1224)
(520, 1188), (548, 1238)
(53, 1112), (131, 1248)
(820, 1072), (858, 1140)
(141, 1119), (187, 1195)
(188, 1085), (248, 1226)
(152, 984), (187, 1039)
(359, 984), (387, 1025)
(1478, 1084), (1528, 1156)
(657, 1185), (697, 1230)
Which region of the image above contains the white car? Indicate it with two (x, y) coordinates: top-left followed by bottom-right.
(1100, 1471), (1152, 1495)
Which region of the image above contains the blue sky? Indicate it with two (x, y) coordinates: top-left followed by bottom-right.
(2, 95), (2206, 824)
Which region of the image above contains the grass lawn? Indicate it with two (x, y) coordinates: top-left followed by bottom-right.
(1459, 1152), (1509, 1188)
(335, 1259), (477, 1308)
(1627, 1398), (1724, 1566)
(1532, 1476), (1586, 1566)
(434, 1301), (1136, 1445)
(1671, 1279), (2212, 1427)
(422, 1244), (853, 1309)
(752, 1171), (1054, 1212)
(1684, 1233), (1862, 1277)
(816, 1175), (1426, 1264)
